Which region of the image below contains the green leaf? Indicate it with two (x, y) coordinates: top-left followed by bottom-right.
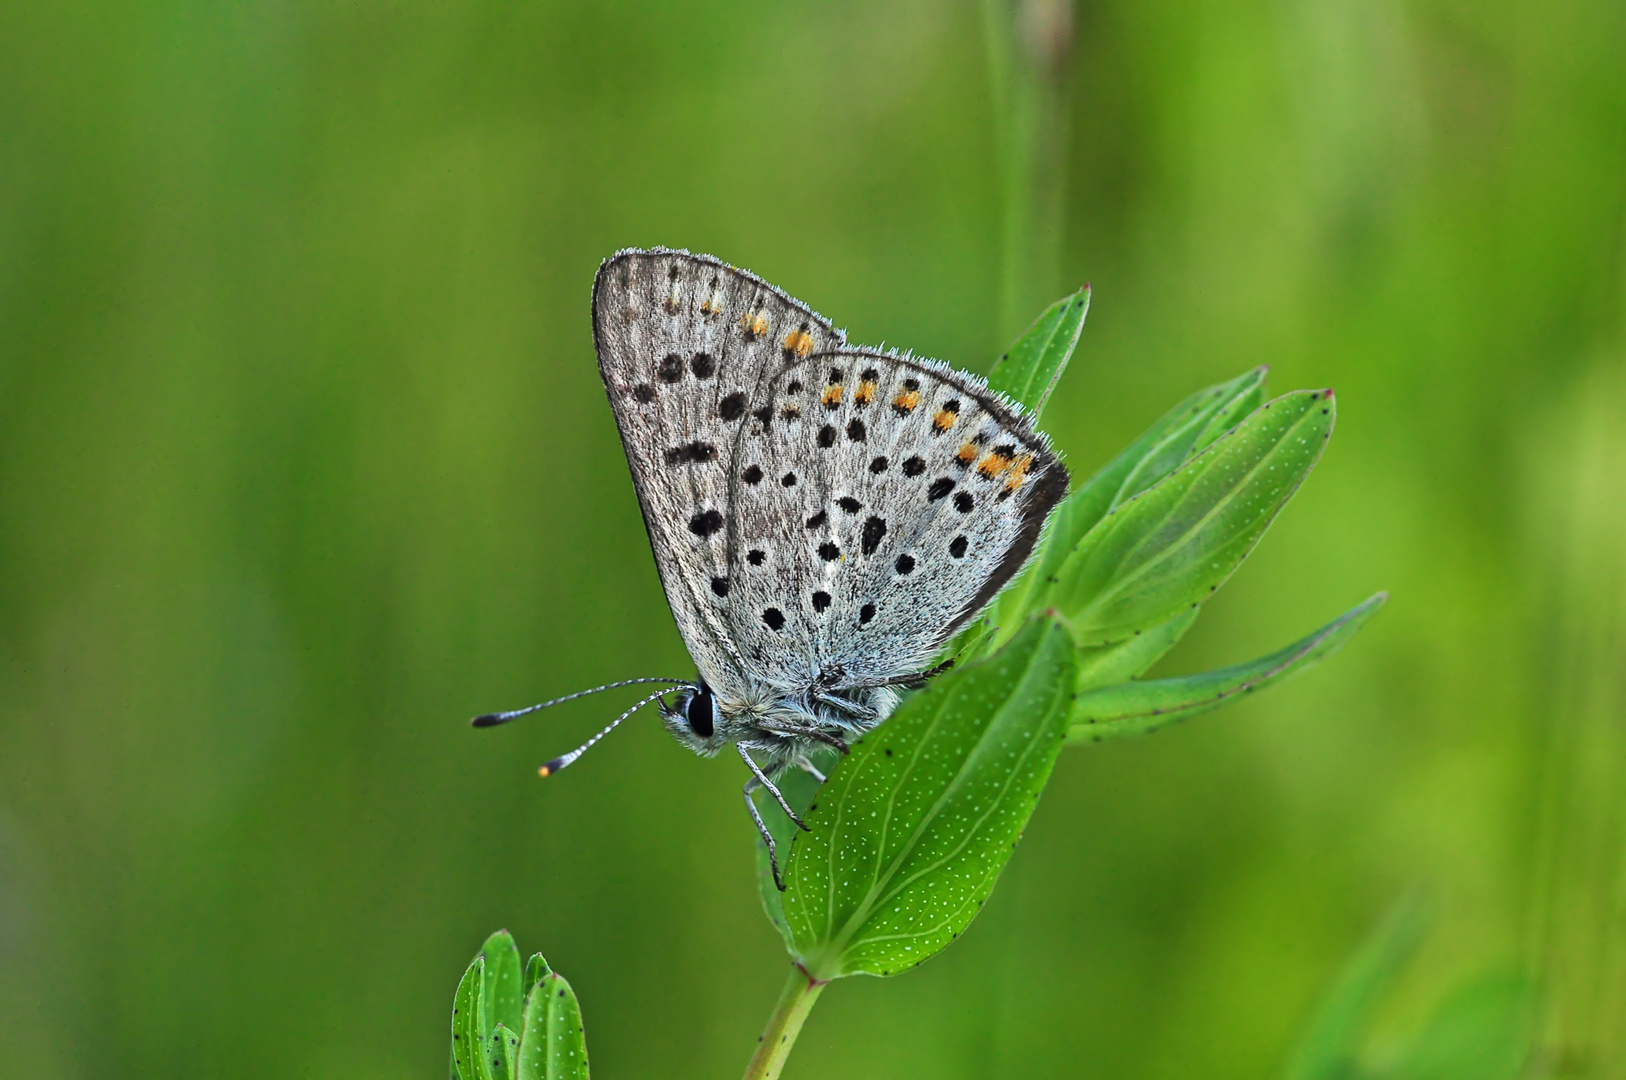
(1394, 972), (1535, 1080)
(1074, 607), (1201, 693)
(479, 930), (525, 1039)
(985, 287), (1090, 419)
(489, 1023), (521, 1080)
(993, 367), (1268, 646)
(782, 616), (1077, 981)
(1067, 593), (1386, 743)
(523, 954), (552, 1002)
(518, 973), (590, 1080)
(1048, 388), (1336, 646)
(1283, 895), (1430, 1080)
(451, 955), (491, 1080)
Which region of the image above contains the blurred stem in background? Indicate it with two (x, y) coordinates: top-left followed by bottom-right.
(1525, 355), (1626, 1078)
(980, 0), (1074, 346)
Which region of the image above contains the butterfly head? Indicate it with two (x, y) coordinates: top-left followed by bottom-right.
(658, 679), (728, 755)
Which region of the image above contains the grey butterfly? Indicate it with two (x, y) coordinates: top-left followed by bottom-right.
(476, 248), (1069, 886)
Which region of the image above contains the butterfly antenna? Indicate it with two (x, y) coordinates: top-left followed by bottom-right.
(471, 677), (691, 728)
(537, 687), (675, 777)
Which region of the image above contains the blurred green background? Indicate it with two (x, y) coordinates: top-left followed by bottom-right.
(2, 0), (1623, 1076)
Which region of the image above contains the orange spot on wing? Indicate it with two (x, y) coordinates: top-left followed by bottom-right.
(932, 409), (958, 433)
(892, 390), (920, 413)
(821, 383), (843, 407)
(739, 311), (770, 340)
(1003, 454), (1034, 490)
(783, 328), (815, 358)
(955, 441), (979, 466)
(977, 452), (1014, 479)
(853, 379), (877, 405)
(700, 294), (722, 316)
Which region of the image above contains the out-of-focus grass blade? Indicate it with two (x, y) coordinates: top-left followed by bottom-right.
(518, 972), (590, 1080)
(986, 287), (1090, 419)
(1067, 594), (1385, 743)
(1394, 972), (1535, 1080)
(451, 955), (491, 1080)
(1282, 895), (1430, 1080)
(994, 367), (1269, 647)
(1049, 389), (1336, 646)
(782, 616), (1076, 981)
(479, 930), (525, 1041)
(1074, 607), (1201, 693)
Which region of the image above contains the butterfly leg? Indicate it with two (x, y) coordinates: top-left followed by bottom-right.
(837, 659), (956, 692)
(739, 744), (810, 832)
(810, 691), (879, 721)
(758, 721), (850, 755)
(795, 755), (827, 784)
(742, 776), (787, 891)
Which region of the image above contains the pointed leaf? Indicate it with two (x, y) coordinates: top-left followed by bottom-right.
(451, 956), (490, 1080)
(782, 616), (1077, 981)
(1283, 895), (1430, 1080)
(523, 954), (551, 1002)
(994, 367), (1269, 644)
(479, 930), (525, 1038)
(489, 1023), (521, 1080)
(1049, 389), (1336, 645)
(1068, 593), (1384, 743)
(1074, 607), (1201, 693)
(518, 973), (590, 1080)
(986, 287), (1090, 418)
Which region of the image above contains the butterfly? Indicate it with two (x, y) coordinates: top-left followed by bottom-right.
(476, 249), (1070, 887)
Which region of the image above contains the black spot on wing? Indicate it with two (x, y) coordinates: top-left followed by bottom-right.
(747, 549), (766, 566)
(902, 456), (926, 477)
(657, 353), (683, 382)
(837, 496), (860, 513)
(742, 465), (764, 484)
(895, 554), (915, 574)
(818, 541), (840, 561)
(719, 392), (747, 420)
(710, 576), (729, 597)
(949, 535), (968, 558)
(927, 478), (955, 501)
(812, 591), (831, 613)
(689, 510), (724, 537)
(690, 352), (715, 379)
(633, 384), (656, 403)
(762, 608), (786, 631)
(869, 455), (889, 474)
(859, 603), (876, 625)
(860, 516), (886, 555)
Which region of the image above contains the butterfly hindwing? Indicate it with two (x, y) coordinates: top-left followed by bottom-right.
(724, 349), (1069, 688)
(592, 249), (846, 686)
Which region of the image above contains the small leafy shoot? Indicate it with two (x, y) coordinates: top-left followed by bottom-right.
(986, 286), (1091, 419)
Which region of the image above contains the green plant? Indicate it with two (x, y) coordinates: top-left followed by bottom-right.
(448, 289), (1385, 1079)
(449, 931), (588, 1080)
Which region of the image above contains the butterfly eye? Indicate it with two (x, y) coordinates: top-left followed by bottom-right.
(686, 683), (716, 738)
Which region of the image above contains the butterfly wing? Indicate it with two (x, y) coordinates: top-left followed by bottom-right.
(593, 249), (846, 687)
(724, 349), (1069, 689)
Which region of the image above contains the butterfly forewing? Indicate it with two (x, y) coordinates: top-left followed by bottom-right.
(593, 249), (846, 686)
(724, 349), (1069, 687)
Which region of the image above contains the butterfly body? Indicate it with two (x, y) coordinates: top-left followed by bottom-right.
(482, 249), (1071, 886)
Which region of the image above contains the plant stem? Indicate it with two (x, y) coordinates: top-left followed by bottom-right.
(741, 966), (827, 1080)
